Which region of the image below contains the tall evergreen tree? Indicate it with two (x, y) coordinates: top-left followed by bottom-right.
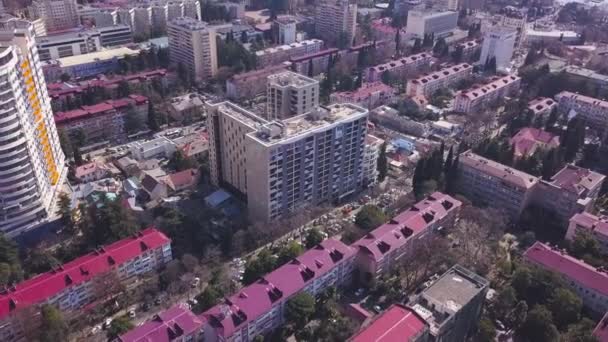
(377, 142), (388, 182)
(444, 146), (454, 174)
(307, 59), (314, 77)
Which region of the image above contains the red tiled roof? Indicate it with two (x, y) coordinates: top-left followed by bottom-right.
(333, 82), (395, 102)
(54, 95), (148, 124)
(524, 242), (608, 297)
(459, 151), (539, 189)
(290, 48), (339, 63)
(165, 169), (198, 190)
(549, 164), (605, 196)
(349, 304), (428, 342)
(202, 239), (355, 339)
(118, 304), (203, 342)
(509, 127), (559, 157)
(354, 192), (461, 262)
(570, 212), (608, 239)
(0, 228), (170, 320)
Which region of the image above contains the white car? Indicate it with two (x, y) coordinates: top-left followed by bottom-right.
(103, 318), (113, 329)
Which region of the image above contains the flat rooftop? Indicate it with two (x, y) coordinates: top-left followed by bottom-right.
(267, 71), (318, 88)
(57, 47), (139, 67)
(459, 151), (539, 189)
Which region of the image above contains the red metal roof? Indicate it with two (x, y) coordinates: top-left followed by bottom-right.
(509, 127), (559, 157)
(0, 228), (170, 320)
(354, 192), (462, 262)
(524, 242), (608, 297)
(54, 95), (148, 124)
(593, 312), (608, 342)
(118, 304), (203, 342)
(202, 239), (355, 339)
(349, 304), (428, 342)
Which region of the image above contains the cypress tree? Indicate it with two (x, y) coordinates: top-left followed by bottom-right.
(377, 142), (388, 182)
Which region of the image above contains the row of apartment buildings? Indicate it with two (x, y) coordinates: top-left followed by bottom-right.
(78, 0), (201, 37)
(406, 63), (473, 98)
(454, 74), (521, 114)
(119, 192), (477, 342)
(456, 150), (605, 222)
(330, 82), (396, 110)
(255, 39), (324, 69)
(555, 91), (608, 133)
(0, 228), (172, 341)
(365, 52), (435, 83)
(54, 95), (149, 146)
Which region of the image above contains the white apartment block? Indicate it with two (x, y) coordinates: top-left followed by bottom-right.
(97, 25), (133, 47)
(133, 6), (153, 36)
(454, 74), (521, 114)
(275, 17), (296, 44)
(207, 102), (370, 221)
(366, 52), (435, 82)
(36, 30), (102, 62)
(29, 0), (79, 32)
(78, 6), (119, 28)
(406, 10), (458, 39)
(555, 91), (608, 132)
(406, 63), (473, 98)
(256, 39), (323, 68)
(0, 18), (67, 237)
(480, 12), (527, 48)
(457, 40), (482, 61)
(266, 71), (319, 120)
(479, 27), (516, 72)
(457, 151), (539, 218)
(168, 17), (218, 81)
(362, 135), (383, 185)
(315, 0), (357, 46)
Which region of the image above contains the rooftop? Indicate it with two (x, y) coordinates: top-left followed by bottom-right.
(459, 151), (539, 189)
(169, 93), (205, 112)
(549, 164), (605, 196)
(370, 52), (433, 73)
(202, 239), (355, 339)
(55, 46), (140, 67)
(555, 91), (608, 110)
(332, 82), (395, 101)
(410, 63), (472, 85)
(256, 39), (323, 57)
(267, 71), (318, 88)
(118, 304), (203, 342)
(168, 16), (211, 31)
(0, 228), (170, 320)
(528, 97), (556, 114)
(457, 74), (520, 101)
(524, 242), (608, 297)
(570, 212), (608, 239)
(290, 48), (339, 63)
(350, 304), (428, 342)
(229, 64), (287, 82)
(509, 127), (559, 157)
(355, 192), (462, 262)
(565, 66), (608, 83)
(54, 95), (148, 124)
(413, 265), (488, 333)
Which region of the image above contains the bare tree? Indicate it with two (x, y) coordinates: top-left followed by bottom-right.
(92, 270), (125, 302)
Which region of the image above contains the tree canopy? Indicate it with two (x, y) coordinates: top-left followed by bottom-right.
(355, 205), (387, 230)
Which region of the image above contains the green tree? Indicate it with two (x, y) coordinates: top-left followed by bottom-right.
(57, 129), (73, 160)
(0, 234), (22, 286)
(304, 228), (324, 249)
(169, 150), (195, 171)
(242, 249), (276, 285)
(508, 301), (528, 329)
(569, 230), (603, 265)
(195, 286), (221, 313)
(516, 305), (559, 342)
(564, 318), (600, 342)
(73, 146), (84, 166)
(23, 249), (59, 276)
(39, 305), (68, 342)
(355, 205), (387, 230)
(106, 316), (134, 340)
(56, 192), (75, 233)
(117, 80), (131, 98)
(548, 288), (582, 329)
(494, 286), (517, 318)
(276, 241), (304, 265)
(147, 101), (161, 131)
(475, 316), (497, 342)
(377, 142), (388, 182)
(285, 292), (315, 329)
(433, 37), (449, 57)
(81, 195), (139, 247)
(124, 108), (144, 134)
(561, 117), (585, 162)
(412, 38), (422, 53)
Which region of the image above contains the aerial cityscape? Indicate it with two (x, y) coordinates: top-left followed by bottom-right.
(0, 0), (606, 341)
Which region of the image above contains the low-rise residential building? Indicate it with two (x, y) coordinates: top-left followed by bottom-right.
(555, 91), (608, 132)
(406, 63), (473, 98)
(290, 48), (339, 77)
(567, 212), (608, 253)
(455, 40), (482, 62)
(406, 10), (459, 39)
(528, 97), (557, 118)
(456, 151), (540, 218)
(524, 242), (608, 314)
(255, 39), (323, 68)
(0, 229), (172, 341)
(510, 127), (560, 158)
(354, 192), (462, 283)
(349, 304), (430, 342)
(411, 265), (489, 342)
(117, 304), (203, 342)
(366, 52), (434, 83)
(168, 93), (206, 123)
(226, 64), (288, 100)
(534, 165), (606, 224)
(42, 46), (141, 82)
(564, 66), (608, 92)
(74, 161), (110, 183)
(370, 105), (428, 137)
(201, 238), (355, 342)
(163, 169), (200, 192)
(129, 136), (177, 161)
(454, 74), (521, 114)
(54, 95), (149, 146)
(330, 82), (396, 110)
(47, 69), (168, 110)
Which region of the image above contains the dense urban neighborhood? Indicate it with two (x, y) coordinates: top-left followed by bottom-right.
(0, 0), (607, 341)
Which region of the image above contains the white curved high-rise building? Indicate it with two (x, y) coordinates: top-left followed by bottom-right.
(0, 18), (66, 237)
